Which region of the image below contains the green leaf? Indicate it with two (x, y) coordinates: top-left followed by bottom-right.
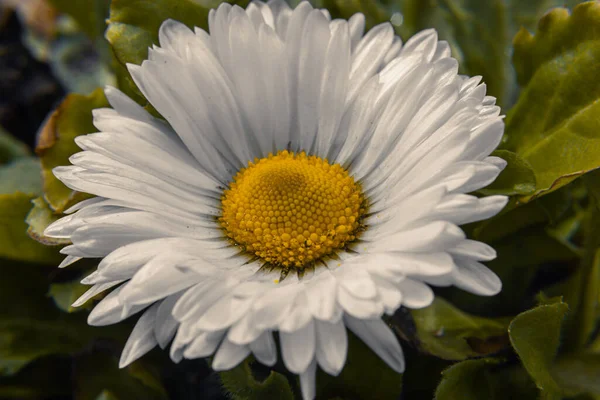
(472, 179), (580, 245)
(506, 0), (583, 34)
(503, 2), (600, 202)
(48, 0), (111, 41)
(74, 352), (167, 400)
(45, 0), (115, 93)
(408, 298), (510, 360)
(511, 2), (600, 86)
(470, 199), (546, 244)
(0, 158), (42, 196)
(435, 359), (549, 400)
(555, 206), (600, 351)
(545, 205), (586, 256)
(0, 126), (30, 163)
(219, 359), (294, 400)
(552, 354), (600, 397)
(0, 158), (57, 265)
(0, 193), (62, 264)
(0, 319), (90, 376)
(478, 150), (536, 196)
(0, 264), (83, 375)
(48, 278), (90, 313)
(584, 169), (600, 210)
(508, 301), (569, 397)
(434, 358), (501, 400)
(36, 88), (107, 213)
(26, 197), (70, 246)
(0, 356), (72, 398)
(0, 262), (125, 375)
(50, 34), (117, 95)
(563, 250), (600, 351)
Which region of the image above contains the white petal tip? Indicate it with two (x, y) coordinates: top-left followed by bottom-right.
(79, 273), (99, 285)
(58, 255), (80, 268)
(118, 355), (132, 369)
(486, 195), (510, 213)
(453, 260), (503, 296)
(474, 277), (502, 296)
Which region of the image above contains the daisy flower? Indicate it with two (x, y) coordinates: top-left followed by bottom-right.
(45, 1), (507, 398)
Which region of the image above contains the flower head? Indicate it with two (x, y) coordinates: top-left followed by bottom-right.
(46, 1), (507, 398)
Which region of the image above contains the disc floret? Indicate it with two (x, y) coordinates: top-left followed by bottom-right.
(220, 150), (366, 269)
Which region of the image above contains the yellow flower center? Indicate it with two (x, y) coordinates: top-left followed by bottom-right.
(219, 150), (366, 270)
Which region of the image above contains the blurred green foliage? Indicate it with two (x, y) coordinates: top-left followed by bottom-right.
(2, 0), (600, 399)
(504, 2), (600, 203)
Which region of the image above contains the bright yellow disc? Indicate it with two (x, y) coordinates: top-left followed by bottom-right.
(219, 150), (366, 269)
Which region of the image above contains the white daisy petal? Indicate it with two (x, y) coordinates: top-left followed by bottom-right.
(268, 0), (293, 38)
(280, 291), (313, 332)
(195, 292), (252, 332)
(296, 10), (331, 152)
(258, 23), (291, 151)
(314, 20), (350, 155)
(249, 331), (277, 367)
(246, 2), (267, 30)
(398, 278), (435, 308)
(172, 279), (236, 324)
(227, 313), (265, 345)
(365, 252), (455, 278)
(400, 28), (438, 61)
(366, 221), (465, 253)
(463, 118), (505, 161)
(452, 257), (502, 296)
(344, 315), (405, 373)
(58, 255), (81, 268)
(435, 194), (508, 225)
(449, 239), (497, 261)
(118, 257), (202, 307)
(182, 330), (225, 359)
(337, 285), (384, 319)
(383, 36), (403, 65)
(119, 302), (159, 368)
(300, 359), (318, 400)
(154, 293), (182, 349)
(306, 271), (340, 321)
(432, 40), (451, 61)
(72, 280), (124, 308)
(280, 319), (316, 374)
(348, 13), (365, 50)
(251, 283), (299, 330)
(371, 276), (403, 314)
(212, 338), (252, 371)
(87, 284), (145, 326)
(315, 318), (348, 375)
(103, 86), (151, 122)
(348, 23), (394, 100)
(336, 269), (378, 299)
(157, 19), (195, 57)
